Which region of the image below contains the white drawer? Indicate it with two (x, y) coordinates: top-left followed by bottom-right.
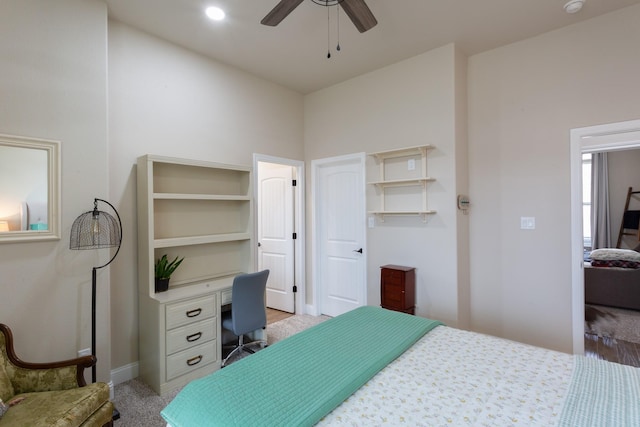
(166, 318), (216, 356)
(166, 295), (216, 330)
(166, 340), (216, 381)
(221, 288), (232, 305)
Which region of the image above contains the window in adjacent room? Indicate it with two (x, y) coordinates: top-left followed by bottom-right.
(582, 153), (592, 252)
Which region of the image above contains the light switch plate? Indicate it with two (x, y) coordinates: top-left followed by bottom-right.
(407, 158), (416, 171)
(520, 217), (535, 230)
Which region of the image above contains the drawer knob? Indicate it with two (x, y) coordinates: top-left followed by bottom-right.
(186, 332), (202, 342)
(186, 355), (203, 366)
(186, 308), (202, 318)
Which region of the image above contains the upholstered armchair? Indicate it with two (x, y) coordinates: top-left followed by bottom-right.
(0, 324), (113, 426)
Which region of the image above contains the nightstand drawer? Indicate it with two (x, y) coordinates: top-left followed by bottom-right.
(166, 340), (216, 380)
(166, 295), (216, 330)
(166, 318), (216, 355)
(381, 269), (403, 280)
(382, 275), (402, 286)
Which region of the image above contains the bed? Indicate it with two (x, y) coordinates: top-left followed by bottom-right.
(584, 247), (640, 311)
(161, 306), (640, 427)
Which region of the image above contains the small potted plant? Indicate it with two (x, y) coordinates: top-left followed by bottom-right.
(154, 254), (184, 292)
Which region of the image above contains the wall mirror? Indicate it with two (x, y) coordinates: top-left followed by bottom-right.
(0, 134), (60, 243)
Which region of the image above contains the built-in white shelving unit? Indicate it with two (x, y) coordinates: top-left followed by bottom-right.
(368, 145), (436, 222)
(137, 154), (253, 395)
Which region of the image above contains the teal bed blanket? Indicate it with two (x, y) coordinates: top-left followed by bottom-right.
(161, 306), (442, 427)
(559, 356), (640, 426)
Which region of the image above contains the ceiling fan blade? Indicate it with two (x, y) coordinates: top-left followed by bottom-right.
(261, 0), (305, 26)
(340, 0), (377, 33)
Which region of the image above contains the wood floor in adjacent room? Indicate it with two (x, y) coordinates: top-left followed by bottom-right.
(583, 304), (640, 368)
(584, 333), (640, 368)
(267, 308), (293, 324)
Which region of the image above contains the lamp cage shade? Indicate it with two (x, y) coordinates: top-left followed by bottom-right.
(70, 207), (121, 250)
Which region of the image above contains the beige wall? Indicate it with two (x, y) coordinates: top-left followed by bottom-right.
(107, 22), (304, 371)
(0, 0), (110, 380)
(304, 44), (470, 327)
(468, 4), (640, 352)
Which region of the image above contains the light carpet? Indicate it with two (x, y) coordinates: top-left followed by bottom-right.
(585, 304), (640, 343)
(113, 313), (329, 427)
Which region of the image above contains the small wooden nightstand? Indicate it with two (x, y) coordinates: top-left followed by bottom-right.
(380, 265), (415, 314)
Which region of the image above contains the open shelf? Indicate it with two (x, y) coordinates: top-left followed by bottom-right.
(368, 145), (436, 221)
(368, 177), (436, 187)
(370, 145), (434, 161)
(154, 193), (251, 201)
(154, 232), (251, 249)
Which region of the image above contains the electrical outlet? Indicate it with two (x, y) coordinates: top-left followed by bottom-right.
(407, 158), (416, 171)
(78, 348), (91, 357)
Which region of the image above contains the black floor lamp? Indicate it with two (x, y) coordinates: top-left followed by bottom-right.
(70, 198), (122, 384)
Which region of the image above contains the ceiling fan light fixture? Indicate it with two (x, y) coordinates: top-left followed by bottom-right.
(261, 0), (377, 33)
(205, 6), (226, 21)
(311, 0), (343, 6)
(564, 0), (585, 14)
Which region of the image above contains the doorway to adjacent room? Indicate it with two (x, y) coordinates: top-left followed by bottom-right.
(570, 119), (640, 360)
(254, 154), (305, 314)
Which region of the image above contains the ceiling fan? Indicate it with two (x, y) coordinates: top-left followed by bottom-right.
(261, 0), (378, 33)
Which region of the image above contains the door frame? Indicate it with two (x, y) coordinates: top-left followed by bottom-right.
(253, 153), (305, 315)
(570, 118), (640, 354)
(311, 152), (367, 316)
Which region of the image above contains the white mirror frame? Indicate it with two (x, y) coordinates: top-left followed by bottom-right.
(0, 134), (61, 243)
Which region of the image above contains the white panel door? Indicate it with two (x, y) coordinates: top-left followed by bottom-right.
(315, 154), (366, 317)
(258, 162), (295, 313)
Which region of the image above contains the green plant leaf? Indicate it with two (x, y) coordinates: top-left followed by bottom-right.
(155, 254), (184, 279)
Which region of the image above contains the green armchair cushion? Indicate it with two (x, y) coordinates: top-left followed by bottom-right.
(0, 362), (13, 402)
(0, 382), (111, 427)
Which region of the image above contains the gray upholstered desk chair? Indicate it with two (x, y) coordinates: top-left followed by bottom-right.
(221, 269), (270, 367)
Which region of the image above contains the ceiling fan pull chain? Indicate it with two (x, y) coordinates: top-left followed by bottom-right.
(336, 4), (341, 51)
(327, 5), (331, 58)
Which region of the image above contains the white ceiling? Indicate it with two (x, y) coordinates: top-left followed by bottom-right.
(103, 0), (640, 94)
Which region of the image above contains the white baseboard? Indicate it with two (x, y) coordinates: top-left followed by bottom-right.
(111, 361), (139, 388)
(304, 303), (318, 316)
(108, 381), (114, 400)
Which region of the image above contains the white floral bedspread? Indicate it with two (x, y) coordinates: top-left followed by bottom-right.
(318, 325), (573, 426)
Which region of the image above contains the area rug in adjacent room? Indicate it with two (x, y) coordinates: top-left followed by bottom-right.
(585, 304), (640, 344)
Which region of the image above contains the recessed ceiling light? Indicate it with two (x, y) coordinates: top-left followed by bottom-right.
(205, 6), (225, 21)
(564, 0), (585, 14)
